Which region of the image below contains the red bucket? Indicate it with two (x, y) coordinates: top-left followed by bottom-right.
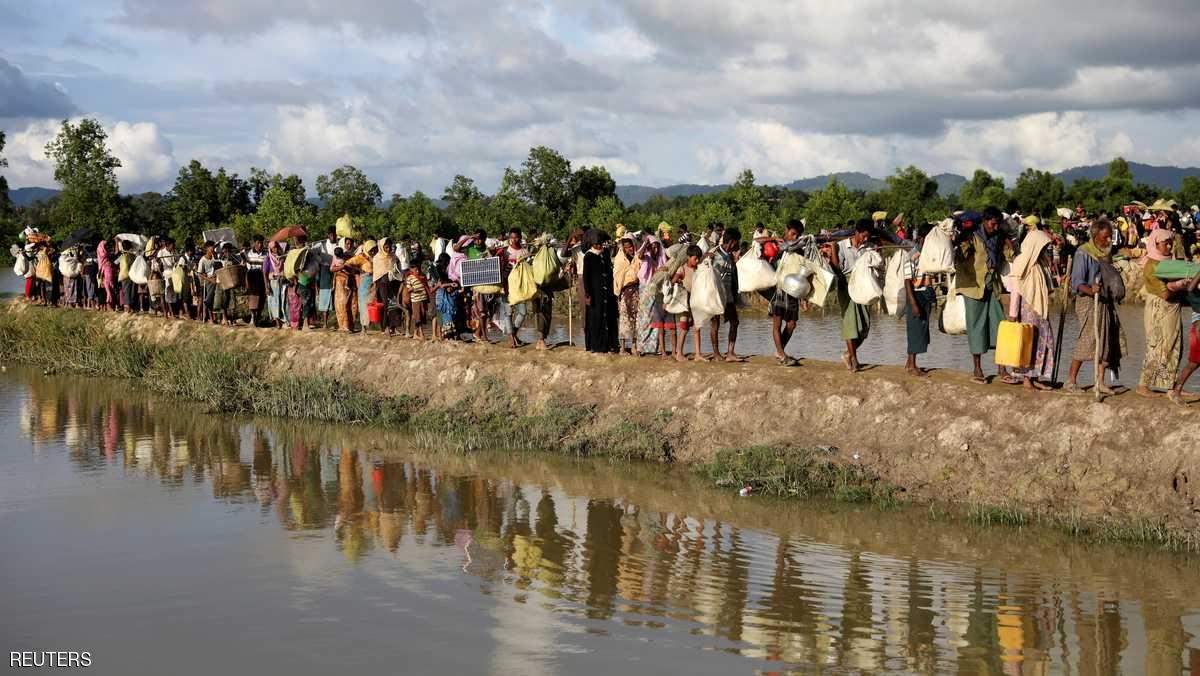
(367, 301), (384, 324)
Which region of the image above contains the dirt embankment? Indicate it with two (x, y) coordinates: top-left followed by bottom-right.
(8, 302), (1200, 538)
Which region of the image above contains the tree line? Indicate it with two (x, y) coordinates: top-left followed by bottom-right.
(4, 118), (1200, 250)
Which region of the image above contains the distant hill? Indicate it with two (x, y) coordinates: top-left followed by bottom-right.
(615, 183), (729, 205)
(932, 173), (967, 196)
(1055, 161), (1200, 191)
(782, 172), (885, 193)
(10, 187), (60, 207)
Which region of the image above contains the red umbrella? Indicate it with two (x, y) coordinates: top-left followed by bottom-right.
(269, 225), (307, 243)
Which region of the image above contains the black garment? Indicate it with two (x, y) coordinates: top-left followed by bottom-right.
(582, 249), (617, 353)
(532, 292), (553, 340)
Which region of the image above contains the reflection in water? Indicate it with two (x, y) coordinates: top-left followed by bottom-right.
(9, 371), (1200, 674)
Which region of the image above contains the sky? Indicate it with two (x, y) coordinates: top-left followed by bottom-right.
(2, 0), (1200, 197)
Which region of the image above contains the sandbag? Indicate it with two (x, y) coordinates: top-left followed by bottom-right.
(940, 277), (967, 335)
(59, 250), (81, 279)
(35, 254), (53, 282)
(736, 242), (776, 293)
(129, 255), (149, 285)
(430, 237), (449, 260)
(689, 260), (727, 325)
(882, 250), (906, 316)
(917, 221), (955, 274)
(663, 280), (689, 314)
(507, 260), (538, 305)
(335, 214), (357, 239)
(13, 254), (28, 277)
(284, 248), (306, 280)
(531, 245), (561, 287)
(847, 250), (883, 305)
(803, 255), (837, 307)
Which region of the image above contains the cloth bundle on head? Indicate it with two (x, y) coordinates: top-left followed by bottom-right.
(1149, 198), (1176, 213)
(1009, 229), (1052, 319)
(1022, 215), (1041, 229)
(614, 224), (626, 240)
(871, 211), (888, 222)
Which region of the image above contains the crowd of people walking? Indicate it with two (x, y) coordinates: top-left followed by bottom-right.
(11, 202), (1200, 402)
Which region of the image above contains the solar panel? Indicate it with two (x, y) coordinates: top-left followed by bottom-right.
(460, 257), (502, 287)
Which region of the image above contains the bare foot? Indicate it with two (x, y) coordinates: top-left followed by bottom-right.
(674, 353), (689, 363)
(1135, 386), (1157, 397)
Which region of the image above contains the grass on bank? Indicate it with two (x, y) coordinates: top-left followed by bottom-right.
(697, 445), (899, 507)
(1, 304), (1196, 553)
(963, 503), (1198, 552)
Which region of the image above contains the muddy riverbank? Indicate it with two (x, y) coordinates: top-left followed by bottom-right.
(2, 300), (1199, 545)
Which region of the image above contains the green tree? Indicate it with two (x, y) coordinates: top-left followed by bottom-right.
(1100, 157), (1137, 213)
(43, 118), (124, 238)
(587, 195), (624, 232)
(315, 165), (381, 219)
(1010, 168), (1065, 217)
(500, 146), (574, 231)
(1064, 177), (1104, 215)
(880, 166), (943, 227)
(570, 165), (617, 204)
(441, 175), (488, 234)
(214, 168), (252, 223)
(958, 169), (1008, 212)
(803, 178), (861, 231)
(730, 169), (770, 231)
(389, 191), (450, 243)
(167, 160), (220, 244)
(125, 192), (170, 234)
(1177, 176), (1200, 210)
(255, 181), (313, 235)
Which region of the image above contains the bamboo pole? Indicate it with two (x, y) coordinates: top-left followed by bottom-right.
(1050, 253), (1074, 387)
(1094, 284), (1102, 402)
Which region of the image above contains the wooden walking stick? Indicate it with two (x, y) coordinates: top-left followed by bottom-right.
(1051, 253), (1073, 387)
(1094, 281), (1102, 402)
(568, 286), (574, 346)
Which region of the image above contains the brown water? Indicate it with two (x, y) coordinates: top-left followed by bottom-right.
(2, 369), (1199, 674)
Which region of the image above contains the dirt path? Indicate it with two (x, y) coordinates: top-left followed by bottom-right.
(10, 302), (1200, 538)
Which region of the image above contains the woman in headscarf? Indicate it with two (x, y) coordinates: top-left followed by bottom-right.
(265, 240), (287, 328)
(330, 237), (359, 332)
(1066, 218), (1128, 394)
(348, 239), (377, 330)
(1006, 228), (1056, 390)
(612, 235), (641, 355)
(635, 235), (669, 355)
(1137, 228), (1184, 396)
(582, 230), (618, 353)
(372, 238), (399, 335)
(97, 240), (116, 311)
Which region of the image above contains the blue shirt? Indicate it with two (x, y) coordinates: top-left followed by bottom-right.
(1070, 250), (1102, 294)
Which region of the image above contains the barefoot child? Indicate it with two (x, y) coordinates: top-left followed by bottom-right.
(672, 245), (702, 362)
(404, 261), (432, 341)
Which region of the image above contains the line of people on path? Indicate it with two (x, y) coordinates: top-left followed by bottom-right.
(12, 205), (1200, 402)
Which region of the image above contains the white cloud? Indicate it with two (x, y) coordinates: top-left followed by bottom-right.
(572, 156), (642, 179)
(696, 112), (1138, 185)
(4, 117), (176, 193)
